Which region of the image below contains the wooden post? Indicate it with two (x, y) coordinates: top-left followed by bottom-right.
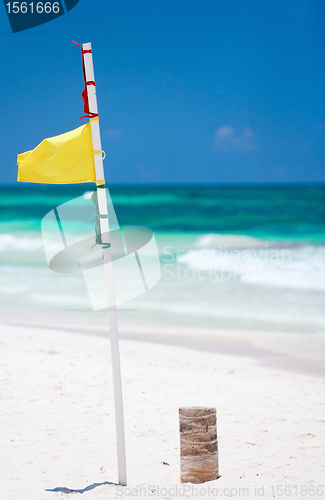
(179, 407), (219, 484)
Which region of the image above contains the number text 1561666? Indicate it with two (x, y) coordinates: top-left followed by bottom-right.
(6, 2), (60, 14)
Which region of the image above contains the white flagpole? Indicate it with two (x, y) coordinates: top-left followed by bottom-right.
(82, 42), (127, 486)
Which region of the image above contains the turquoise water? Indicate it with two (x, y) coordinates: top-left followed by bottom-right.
(1, 184), (325, 242)
(0, 183), (324, 336)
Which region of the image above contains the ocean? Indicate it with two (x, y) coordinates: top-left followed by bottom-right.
(0, 183), (325, 358)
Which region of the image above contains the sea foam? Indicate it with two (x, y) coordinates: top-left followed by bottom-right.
(178, 243), (325, 292)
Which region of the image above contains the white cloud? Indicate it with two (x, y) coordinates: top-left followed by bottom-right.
(106, 128), (121, 138)
(214, 125), (257, 152)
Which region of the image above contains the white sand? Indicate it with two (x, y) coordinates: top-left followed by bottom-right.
(0, 324), (324, 500)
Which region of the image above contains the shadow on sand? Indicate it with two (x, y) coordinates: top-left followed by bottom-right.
(46, 481), (116, 494)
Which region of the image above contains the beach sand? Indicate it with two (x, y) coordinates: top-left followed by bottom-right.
(0, 323), (324, 500)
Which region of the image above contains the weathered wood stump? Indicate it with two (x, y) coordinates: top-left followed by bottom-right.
(179, 407), (219, 484)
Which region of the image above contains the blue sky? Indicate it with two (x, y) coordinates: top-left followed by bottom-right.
(1, 0), (324, 183)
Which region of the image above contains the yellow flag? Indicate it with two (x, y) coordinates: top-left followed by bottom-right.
(17, 123), (96, 184)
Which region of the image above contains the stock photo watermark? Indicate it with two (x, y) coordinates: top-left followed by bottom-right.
(161, 245), (292, 283)
(116, 483), (324, 497)
(4, 0), (80, 33)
